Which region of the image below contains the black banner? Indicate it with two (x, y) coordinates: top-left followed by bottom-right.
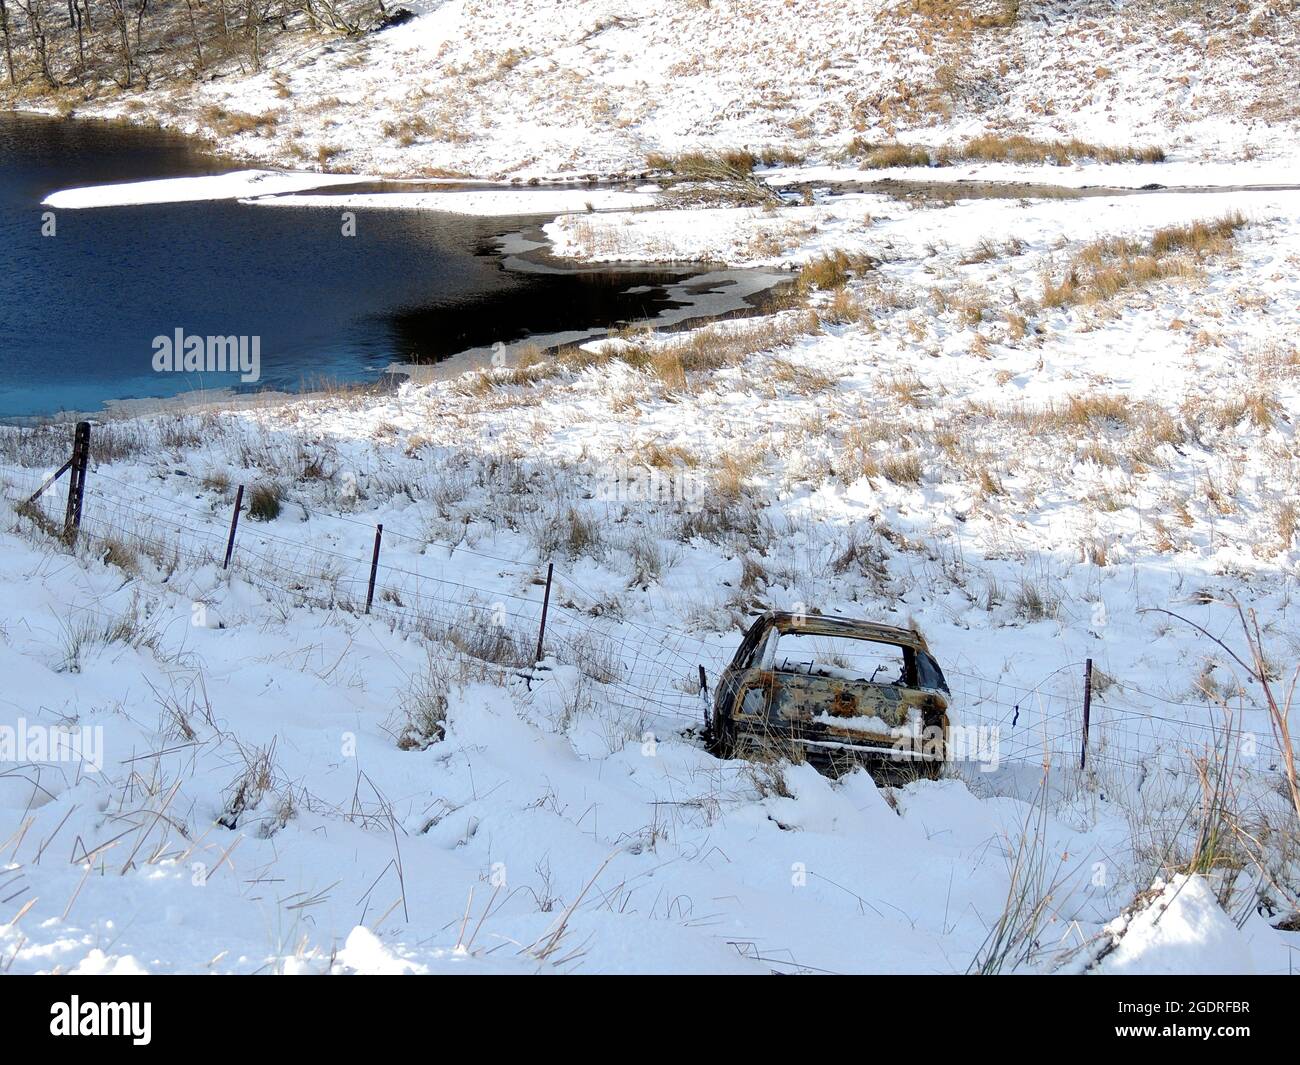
(0, 974), (1290, 1051)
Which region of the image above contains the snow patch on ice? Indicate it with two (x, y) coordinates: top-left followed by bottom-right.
(42, 170), (363, 209)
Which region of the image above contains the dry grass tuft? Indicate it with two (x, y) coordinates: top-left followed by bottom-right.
(632, 441), (699, 470)
(758, 145), (808, 167)
(1275, 501), (1297, 550)
(713, 451), (761, 504)
(880, 452), (924, 485)
(247, 481), (284, 522)
(820, 288), (872, 326)
(885, 373), (929, 409)
(798, 251), (875, 292)
(560, 313), (818, 391)
(893, 0), (1023, 34)
(199, 105), (280, 137)
(646, 149), (778, 206)
(535, 506), (605, 560)
(844, 139), (932, 168)
(1013, 578), (1060, 621)
(955, 133), (1165, 165)
(844, 132), (1164, 169)
(769, 358), (839, 394)
(1043, 213), (1246, 308)
(646, 148), (758, 177)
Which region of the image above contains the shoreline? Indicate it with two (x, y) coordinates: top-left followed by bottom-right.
(2, 217), (793, 428)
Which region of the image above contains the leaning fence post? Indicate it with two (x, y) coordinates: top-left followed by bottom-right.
(698, 665), (712, 730)
(62, 421), (91, 545)
(24, 457), (73, 507)
(365, 524), (384, 614)
(534, 562), (554, 663)
(223, 484), (245, 570)
(1080, 658), (1093, 771)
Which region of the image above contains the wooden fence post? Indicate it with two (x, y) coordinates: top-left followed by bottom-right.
(62, 420), (90, 545)
(1080, 658), (1093, 771)
(24, 457), (73, 507)
(223, 484), (244, 570)
(365, 524), (383, 614)
(534, 562), (554, 663)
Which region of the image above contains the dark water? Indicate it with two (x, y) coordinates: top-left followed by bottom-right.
(0, 113), (701, 419)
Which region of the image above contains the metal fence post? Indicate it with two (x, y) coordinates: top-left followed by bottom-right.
(365, 524), (383, 614)
(534, 562), (554, 663)
(223, 484), (245, 570)
(1080, 658), (1093, 771)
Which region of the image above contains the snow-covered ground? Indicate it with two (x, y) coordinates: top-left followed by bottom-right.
(2, 152), (1298, 972)
(2, 0), (1298, 976)
(12, 0), (1300, 181)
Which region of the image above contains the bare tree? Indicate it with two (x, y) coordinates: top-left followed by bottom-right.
(0, 0), (380, 92)
(19, 0), (55, 85)
(288, 0), (361, 34)
(184, 0), (202, 71)
(67, 0), (85, 80)
(104, 0), (135, 86)
(242, 0), (278, 72)
(0, 0), (17, 86)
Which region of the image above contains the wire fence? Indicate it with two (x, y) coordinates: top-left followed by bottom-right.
(0, 453), (1289, 778)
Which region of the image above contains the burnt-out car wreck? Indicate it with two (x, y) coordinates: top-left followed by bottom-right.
(706, 612), (951, 778)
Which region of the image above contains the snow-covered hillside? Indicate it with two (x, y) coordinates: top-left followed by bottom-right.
(2, 157), (1298, 971)
(11, 0), (1300, 180)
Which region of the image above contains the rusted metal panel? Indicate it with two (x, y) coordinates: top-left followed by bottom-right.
(761, 611), (934, 652)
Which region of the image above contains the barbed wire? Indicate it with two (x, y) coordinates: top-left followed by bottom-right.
(0, 458), (1290, 770)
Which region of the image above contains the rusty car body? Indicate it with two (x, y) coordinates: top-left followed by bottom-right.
(707, 611), (951, 777)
